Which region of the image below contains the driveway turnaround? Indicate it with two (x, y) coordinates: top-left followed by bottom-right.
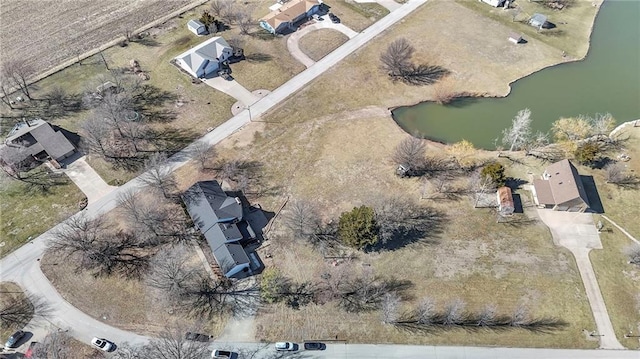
(537, 209), (625, 350)
(287, 20), (359, 68)
(62, 156), (118, 205)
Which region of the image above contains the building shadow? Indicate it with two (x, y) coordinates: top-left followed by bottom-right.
(512, 193), (524, 214)
(581, 175), (605, 214)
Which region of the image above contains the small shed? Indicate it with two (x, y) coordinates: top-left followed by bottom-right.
(529, 13), (548, 29)
(188, 19), (207, 35)
(508, 32), (522, 44)
(497, 186), (515, 216)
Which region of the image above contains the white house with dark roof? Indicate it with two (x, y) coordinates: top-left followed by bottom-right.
(182, 180), (262, 278)
(0, 119), (76, 171)
(532, 159), (590, 212)
(174, 37), (233, 79)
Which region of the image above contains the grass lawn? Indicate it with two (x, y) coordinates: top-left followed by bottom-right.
(298, 29), (350, 62)
(456, 0), (602, 58)
(0, 282), (31, 340)
(176, 109), (597, 347)
(329, 0), (390, 32)
(0, 177), (84, 257)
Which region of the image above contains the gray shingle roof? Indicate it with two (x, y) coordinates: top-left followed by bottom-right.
(182, 181), (250, 276)
(1, 120), (75, 164)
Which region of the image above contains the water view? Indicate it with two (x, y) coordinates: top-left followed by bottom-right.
(392, 0), (640, 149)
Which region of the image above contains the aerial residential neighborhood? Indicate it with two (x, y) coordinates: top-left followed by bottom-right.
(0, 0), (638, 358)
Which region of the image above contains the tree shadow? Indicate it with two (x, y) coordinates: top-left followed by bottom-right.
(506, 177), (528, 190)
(131, 35), (161, 47)
(245, 53), (273, 63)
(132, 84), (179, 122)
(148, 127), (200, 155)
(370, 208), (444, 252)
(395, 65), (450, 86)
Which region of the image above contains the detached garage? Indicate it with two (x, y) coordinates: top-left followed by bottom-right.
(188, 19), (207, 35)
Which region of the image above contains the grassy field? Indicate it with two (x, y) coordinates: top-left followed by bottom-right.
(298, 29), (350, 62)
(456, 0), (602, 58)
(169, 108), (598, 347)
(0, 177), (84, 257)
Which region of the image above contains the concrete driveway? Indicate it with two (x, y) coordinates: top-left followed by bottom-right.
(536, 209), (624, 350)
(61, 155), (118, 205)
(287, 20), (359, 68)
(202, 77), (260, 109)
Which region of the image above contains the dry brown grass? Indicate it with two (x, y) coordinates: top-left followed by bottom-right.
(171, 107), (598, 347)
(298, 29), (350, 62)
(326, 0), (390, 32)
(40, 194), (227, 336)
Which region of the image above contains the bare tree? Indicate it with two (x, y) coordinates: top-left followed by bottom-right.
(442, 298), (466, 326)
(237, 10), (253, 35)
(415, 296), (436, 324)
(178, 274), (261, 318)
(381, 292), (401, 324)
(2, 59), (34, 99)
(380, 38), (414, 78)
(373, 195), (441, 245)
(283, 200), (320, 241)
(146, 245), (195, 295)
(210, 0), (232, 17)
(468, 170), (496, 208)
(477, 303), (498, 326)
(49, 213), (148, 278)
(604, 162), (628, 184)
(502, 108), (532, 151)
(510, 303), (530, 327)
(141, 325), (211, 359)
(589, 113), (616, 136)
(0, 74), (15, 109)
(392, 136), (426, 173)
(140, 152), (178, 198)
(191, 142), (216, 171)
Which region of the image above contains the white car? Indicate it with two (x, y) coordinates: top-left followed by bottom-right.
(275, 342), (297, 351)
(91, 337), (115, 352)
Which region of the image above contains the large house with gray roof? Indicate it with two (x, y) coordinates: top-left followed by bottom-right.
(0, 119), (76, 171)
(174, 37), (232, 79)
(182, 180), (262, 278)
(532, 159), (590, 212)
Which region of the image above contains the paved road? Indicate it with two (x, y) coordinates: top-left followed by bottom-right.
(537, 209), (625, 350)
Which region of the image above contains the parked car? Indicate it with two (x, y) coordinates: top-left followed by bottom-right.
(275, 342), (297, 351)
(91, 337), (115, 352)
(304, 342), (326, 350)
(185, 332), (211, 342)
(211, 349), (236, 358)
(4, 330), (26, 348)
(329, 13), (340, 23)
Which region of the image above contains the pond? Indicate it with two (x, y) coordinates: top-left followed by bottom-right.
(392, 0), (640, 149)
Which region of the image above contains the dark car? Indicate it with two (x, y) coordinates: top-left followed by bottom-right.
(4, 330), (26, 348)
(185, 332), (211, 342)
(304, 342), (326, 350)
(328, 13), (340, 23)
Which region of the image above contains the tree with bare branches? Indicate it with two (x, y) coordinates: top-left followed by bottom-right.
(141, 325), (211, 359)
(442, 298), (466, 326)
(29, 331), (76, 359)
(626, 244), (640, 266)
(0, 293), (50, 329)
(283, 199), (321, 242)
(237, 10), (253, 35)
(392, 136), (426, 175)
(140, 152), (178, 198)
(502, 108), (533, 151)
(381, 292), (401, 324)
(146, 245), (195, 295)
(2, 59), (34, 100)
(380, 38), (414, 78)
(191, 141), (216, 171)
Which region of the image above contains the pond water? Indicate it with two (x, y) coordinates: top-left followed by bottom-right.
(392, 0), (640, 149)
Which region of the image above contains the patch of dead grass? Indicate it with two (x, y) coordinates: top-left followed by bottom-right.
(298, 29), (349, 62)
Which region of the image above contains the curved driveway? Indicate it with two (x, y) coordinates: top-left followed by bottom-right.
(287, 20), (359, 68)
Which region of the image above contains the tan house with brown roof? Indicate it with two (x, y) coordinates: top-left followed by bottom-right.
(259, 0), (323, 34)
(533, 159), (589, 212)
